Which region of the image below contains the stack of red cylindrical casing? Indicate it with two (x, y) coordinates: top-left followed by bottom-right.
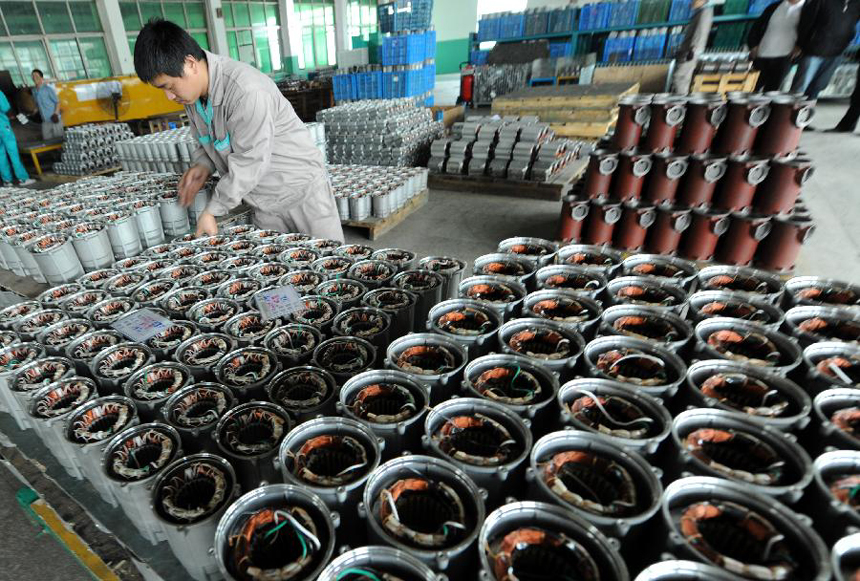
(583, 198), (623, 245)
(755, 214), (815, 272)
(612, 150), (652, 201)
(558, 194), (591, 242)
(646, 205), (692, 255)
(642, 153), (688, 205)
(712, 156), (770, 212)
(614, 202), (656, 251)
(678, 208), (730, 261)
(715, 213), (772, 266)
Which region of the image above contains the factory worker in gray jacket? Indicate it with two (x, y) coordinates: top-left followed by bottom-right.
(134, 19), (343, 241)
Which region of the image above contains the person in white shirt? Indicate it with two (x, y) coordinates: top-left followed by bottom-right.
(747, 0), (805, 91)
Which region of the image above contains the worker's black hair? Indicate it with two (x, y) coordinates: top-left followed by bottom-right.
(32, 69), (43, 78)
(134, 18), (206, 83)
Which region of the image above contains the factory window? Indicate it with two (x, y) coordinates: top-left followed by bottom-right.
(223, 0), (281, 74)
(291, 0), (336, 71)
(347, 0), (376, 49)
(0, 0), (113, 83)
(123, 1), (211, 55)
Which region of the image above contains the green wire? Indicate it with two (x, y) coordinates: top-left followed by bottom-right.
(336, 569), (382, 581)
(264, 519), (289, 539)
(263, 517), (308, 560)
(509, 365), (533, 396)
(851, 484), (860, 499)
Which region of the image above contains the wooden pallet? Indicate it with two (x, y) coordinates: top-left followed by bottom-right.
(427, 156), (589, 202)
(550, 119), (616, 139)
(492, 82), (639, 111)
(691, 71), (759, 94)
(342, 189), (429, 240)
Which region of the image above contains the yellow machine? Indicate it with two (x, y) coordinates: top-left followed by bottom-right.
(54, 75), (183, 126)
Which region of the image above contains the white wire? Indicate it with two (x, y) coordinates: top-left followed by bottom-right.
(829, 361), (854, 385)
(575, 389), (654, 428)
(382, 489), (400, 522)
(274, 509), (321, 551)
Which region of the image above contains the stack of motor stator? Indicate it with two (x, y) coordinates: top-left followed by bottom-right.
(54, 123), (132, 176)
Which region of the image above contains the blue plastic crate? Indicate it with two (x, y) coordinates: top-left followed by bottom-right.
(549, 42), (572, 58)
(478, 16), (500, 40)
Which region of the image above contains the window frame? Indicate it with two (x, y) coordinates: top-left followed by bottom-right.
(222, 0), (282, 75)
(0, 0), (113, 84)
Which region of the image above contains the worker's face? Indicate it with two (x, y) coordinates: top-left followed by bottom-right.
(151, 57), (205, 105)
(32, 72), (43, 87)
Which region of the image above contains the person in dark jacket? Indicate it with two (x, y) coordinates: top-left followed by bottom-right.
(826, 65), (860, 132)
(747, 0), (805, 91)
(790, 0), (860, 98)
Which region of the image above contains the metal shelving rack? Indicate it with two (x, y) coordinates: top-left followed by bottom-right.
(469, 11), (760, 52)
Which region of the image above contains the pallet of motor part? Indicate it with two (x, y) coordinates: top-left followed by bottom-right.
(549, 119), (617, 139)
(428, 156), (588, 202)
(342, 189), (429, 240)
(491, 82), (639, 111)
(691, 71), (760, 94)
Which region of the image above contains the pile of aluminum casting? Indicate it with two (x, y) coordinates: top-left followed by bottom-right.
(115, 126), (197, 174)
(431, 115), (588, 182)
(54, 122), (132, 176)
(328, 164), (429, 221)
(3, 229), (857, 581)
(316, 99), (444, 167)
(0, 172), (213, 285)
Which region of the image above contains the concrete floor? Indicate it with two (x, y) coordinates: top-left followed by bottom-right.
(1, 101), (859, 581)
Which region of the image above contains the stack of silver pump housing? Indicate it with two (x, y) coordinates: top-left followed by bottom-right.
(0, 172), (212, 285)
(328, 163), (428, 221)
(432, 115), (588, 182)
(317, 98), (444, 166)
(115, 126), (197, 173)
(1, 218), (859, 581)
(54, 122), (132, 176)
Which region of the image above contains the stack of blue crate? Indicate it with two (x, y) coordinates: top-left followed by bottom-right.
(547, 6), (575, 32)
(549, 42), (573, 58)
(668, 0), (692, 21)
(477, 13), (501, 41)
(378, 0), (434, 32)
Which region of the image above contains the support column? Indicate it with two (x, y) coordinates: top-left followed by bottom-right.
(280, 0), (299, 74)
(333, 0), (348, 56)
(95, 0), (134, 75)
(204, 0), (230, 55)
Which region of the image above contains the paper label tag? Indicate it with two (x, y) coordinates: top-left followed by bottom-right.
(255, 285), (305, 321)
(111, 308), (173, 342)
(16, 113), (28, 125)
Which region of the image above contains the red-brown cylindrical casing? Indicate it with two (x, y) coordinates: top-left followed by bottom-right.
(755, 96), (816, 157)
(612, 96), (652, 150)
(583, 198), (623, 245)
(754, 214), (815, 272)
(642, 153), (689, 205)
(676, 97), (727, 154)
(558, 194), (591, 243)
(678, 208), (730, 261)
(676, 154), (727, 208)
(643, 96), (687, 152)
(753, 157), (814, 215)
(646, 205), (692, 255)
(582, 149), (619, 199)
(612, 150), (653, 202)
(712, 96), (771, 156)
(712, 156), (770, 212)
(614, 202), (656, 251)
(715, 213), (773, 266)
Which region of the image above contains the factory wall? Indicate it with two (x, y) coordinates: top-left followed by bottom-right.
(432, 0), (479, 74)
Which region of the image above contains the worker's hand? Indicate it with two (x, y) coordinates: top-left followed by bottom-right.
(50, 114), (59, 123)
(178, 164), (212, 207)
(195, 211), (218, 238)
